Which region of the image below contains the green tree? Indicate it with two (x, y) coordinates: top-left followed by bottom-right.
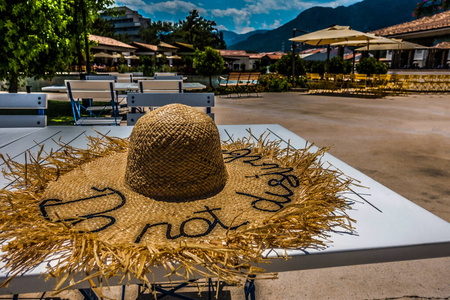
(92, 15), (116, 38)
(0, 0), (113, 93)
(0, 0), (73, 93)
(274, 53), (306, 77)
(140, 20), (174, 45)
(138, 10), (226, 50)
(66, 0), (114, 75)
(174, 10), (226, 50)
(413, 0), (448, 18)
(193, 47), (224, 87)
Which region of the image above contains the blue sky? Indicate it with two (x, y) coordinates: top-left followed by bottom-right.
(114, 0), (362, 34)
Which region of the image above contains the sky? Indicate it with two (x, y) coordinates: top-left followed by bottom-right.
(114, 0), (362, 34)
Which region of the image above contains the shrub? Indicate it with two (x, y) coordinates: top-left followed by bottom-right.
(293, 76), (307, 88)
(274, 53), (306, 76)
(258, 74), (292, 92)
(269, 64), (276, 73)
(140, 56), (154, 76)
(329, 57), (353, 74)
(118, 64), (129, 73)
(356, 57), (388, 75)
(310, 61), (325, 76)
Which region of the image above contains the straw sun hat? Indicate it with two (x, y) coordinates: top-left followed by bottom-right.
(0, 104), (353, 291)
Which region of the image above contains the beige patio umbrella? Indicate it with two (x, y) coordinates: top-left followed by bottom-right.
(355, 39), (428, 51)
(290, 25), (377, 46)
(125, 55), (140, 59)
(290, 25), (377, 72)
(355, 39), (428, 69)
(330, 34), (401, 72)
(111, 53), (122, 59)
(330, 34), (400, 50)
(93, 52), (113, 58)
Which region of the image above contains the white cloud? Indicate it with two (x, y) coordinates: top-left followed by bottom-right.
(141, 1), (207, 15)
(243, 0), (355, 15)
(216, 24), (229, 31)
(211, 8), (253, 33)
(239, 26), (256, 34)
(115, 0), (148, 11)
(261, 19), (281, 29)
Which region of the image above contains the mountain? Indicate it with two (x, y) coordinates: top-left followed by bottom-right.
(229, 0), (418, 52)
(222, 30), (270, 48)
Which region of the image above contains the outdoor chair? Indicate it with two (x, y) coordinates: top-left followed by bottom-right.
(370, 74), (392, 96)
(154, 72), (177, 77)
(127, 92), (214, 125)
(0, 93), (47, 127)
(86, 75), (118, 82)
(153, 75), (184, 80)
(390, 74), (409, 95)
(323, 73), (341, 93)
(350, 74), (368, 95)
(86, 75), (128, 106)
(65, 80), (122, 126)
(219, 72), (243, 97)
(246, 72), (261, 97)
(306, 73), (322, 92)
(133, 80), (183, 114)
(425, 75), (440, 92)
(117, 73), (133, 83)
(138, 80), (183, 93)
(437, 74), (450, 92)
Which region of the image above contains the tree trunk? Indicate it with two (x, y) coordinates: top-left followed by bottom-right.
(209, 76), (213, 88)
(74, 2), (83, 77)
(81, 0), (90, 74)
(8, 73), (19, 93)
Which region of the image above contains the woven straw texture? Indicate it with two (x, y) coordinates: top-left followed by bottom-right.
(125, 104), (227, 201)
(0, 104), (355, 292)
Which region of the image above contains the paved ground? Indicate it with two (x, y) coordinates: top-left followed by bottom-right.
(214, 92), (450, 300)
(12, 92), (450, 299)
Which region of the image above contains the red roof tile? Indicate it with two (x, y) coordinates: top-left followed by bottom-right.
(371, 11), (450, 36)
(434, 41), (450, 48)
(219, 50), (249, 57)
(89, 34), (136, 50)
(131, 41), (158, 52)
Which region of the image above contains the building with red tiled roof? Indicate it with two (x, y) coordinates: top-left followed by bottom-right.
(218, 50), (249, 57)
(218, 50), (250, 70)
(371, 11), (450, 45)
(90, 34), (137, 52)
(370, 11), (450, 69)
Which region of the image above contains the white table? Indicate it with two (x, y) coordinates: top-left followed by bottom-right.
(41, 82), (206, 93)
(0, 124), (449, 295)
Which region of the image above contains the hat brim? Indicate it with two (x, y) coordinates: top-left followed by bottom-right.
(0, 135), (353, 290)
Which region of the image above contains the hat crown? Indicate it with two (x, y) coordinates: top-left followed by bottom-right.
(125, 104), (227, 202)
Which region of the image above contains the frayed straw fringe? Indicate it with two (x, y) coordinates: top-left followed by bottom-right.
(0, 132), (355, 294)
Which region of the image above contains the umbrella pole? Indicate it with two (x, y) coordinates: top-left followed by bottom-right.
(326, 45), (330, 73)
(292, 29), (296, 83)
(352, 49), (356, 74)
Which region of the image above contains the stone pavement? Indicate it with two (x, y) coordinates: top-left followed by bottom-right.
(10, 92), (450, 299)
